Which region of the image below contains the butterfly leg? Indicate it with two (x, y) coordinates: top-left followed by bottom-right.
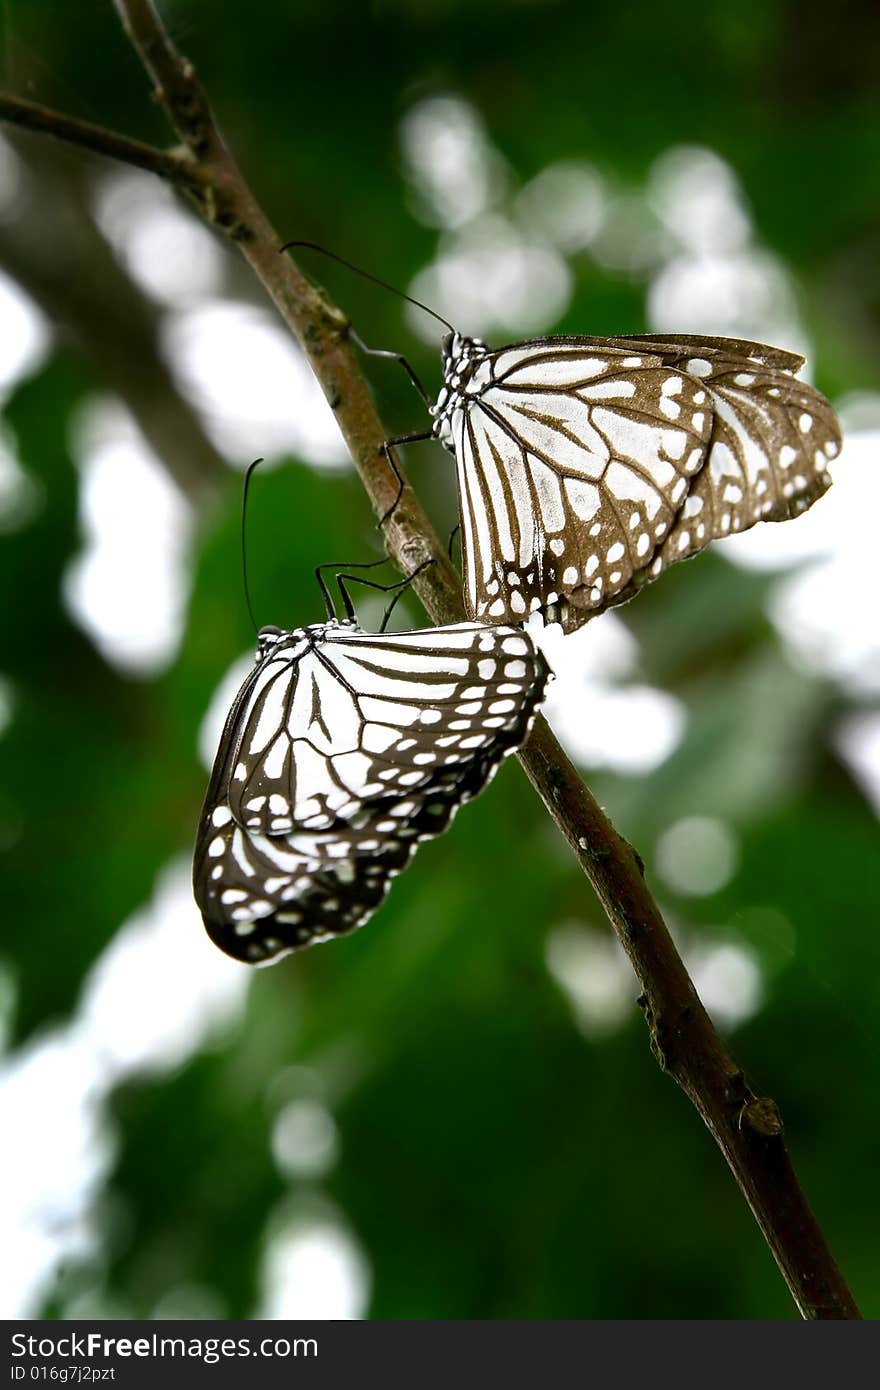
(447, 523), (461, 561)
(314, 556), (390, 621)
(379, 559), (433, 631)
(378, 431), (433, 527)
(333, 559), (434, 630)
(349, 329), (436, 525)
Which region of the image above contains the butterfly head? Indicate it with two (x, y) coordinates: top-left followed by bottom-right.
(433, 332), (489, 450)
(440, 330), (487, 376)
(257, 624), (285, 653)
(440, 329), (462, 367)
(255, 624), (315, 663)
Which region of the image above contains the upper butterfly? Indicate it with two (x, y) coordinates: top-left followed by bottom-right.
(429, 331), (841, 632)
(194, 616), (548, 965)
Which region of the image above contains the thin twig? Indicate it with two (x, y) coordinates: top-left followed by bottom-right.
(0, 0), (859, 1319)
(0, 93), (190, 184)
(113, 0), (215, 154)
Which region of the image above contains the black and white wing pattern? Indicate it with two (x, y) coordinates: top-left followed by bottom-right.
(431, 331), (841, 631)
(596, 336), (839, 606)
(193, 621), (548, 964)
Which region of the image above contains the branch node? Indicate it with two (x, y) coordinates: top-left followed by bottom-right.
(740, 1097), (785, 1138)
(400, 535), (435, 573)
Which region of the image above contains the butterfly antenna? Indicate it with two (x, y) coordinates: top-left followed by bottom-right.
(280, 240), (456, 334)
(241, 458), (264, 634)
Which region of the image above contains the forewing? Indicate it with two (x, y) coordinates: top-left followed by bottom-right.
(223, 625), (548, 835)
(320, 622), (547, 802)
(614, 333), (805, 372)
(453, 342), (712, 629)
(225, 647), (367, 835)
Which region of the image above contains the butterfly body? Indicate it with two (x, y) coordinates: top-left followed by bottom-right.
(194, 618), (548, 964)
(430, 331), (841, 631)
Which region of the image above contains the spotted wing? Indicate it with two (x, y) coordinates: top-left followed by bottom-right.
(451, 340), (713, 631)
(193, 625), (547, 963)
(453, 335), (839, 631)
(225, 624), (546, 835)
(195, 820), (417, 964)
(598, 336), (841, 602)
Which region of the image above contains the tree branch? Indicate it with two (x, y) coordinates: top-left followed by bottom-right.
(0, 93), (190, 185)
(0, 0), (858, 1319)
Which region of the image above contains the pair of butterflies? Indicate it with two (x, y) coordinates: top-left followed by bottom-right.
(194, 325), (841, 964)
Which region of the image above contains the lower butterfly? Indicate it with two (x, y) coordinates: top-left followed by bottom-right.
(194, 613), (548, 964)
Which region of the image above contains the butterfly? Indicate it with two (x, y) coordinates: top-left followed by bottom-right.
(425, 331), (841, 632)
(193, 618), (548, 964)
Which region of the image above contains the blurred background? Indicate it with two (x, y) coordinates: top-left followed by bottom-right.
(1, 0), (878, 1320)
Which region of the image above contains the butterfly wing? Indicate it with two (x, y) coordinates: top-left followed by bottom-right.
(450, 334), (839, 630)
(224, 623), (548, 834)
(597, 336), (840, 597)
(452, 341), (712, 629)
(225, 638), (376, 834)
(194, 818), (416, 964)
(615, 333), (806, 371)
(194, 624), (548, 963)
